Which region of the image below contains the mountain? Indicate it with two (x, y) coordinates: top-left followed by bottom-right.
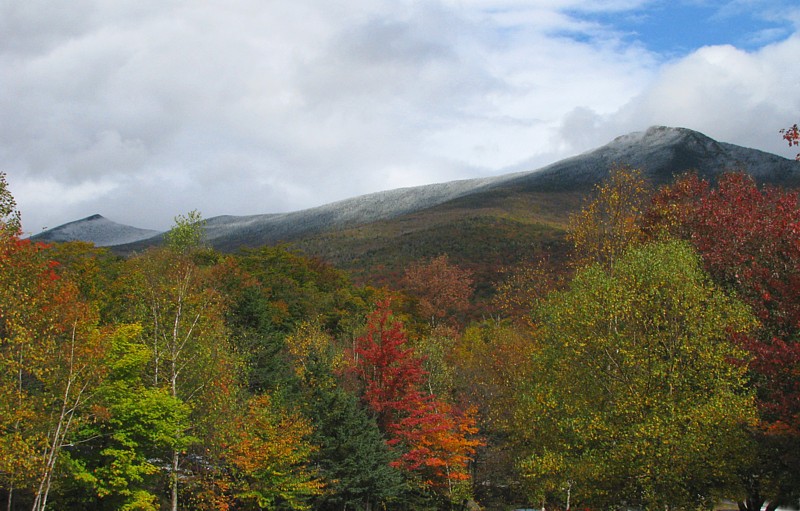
(29, 214), (159, 247)
(33, 126), (800, 257)
(505, 125), (800, 191)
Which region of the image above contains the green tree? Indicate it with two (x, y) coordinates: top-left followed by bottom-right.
(0, 172), (20, 237)
(113, 212), (235, 511)
(309, 386), (405, 511)
(215, 246), (373, 392)
(646, 172), (800, 510)
(516, 241), (757, 509)
(61, 324), (192, 511)
(164, 210), (205, 254)
(286, 320), (405, 510)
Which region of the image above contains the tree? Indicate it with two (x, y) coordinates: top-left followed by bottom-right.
(567, 166), (651, 271)
(61, 324), (192, 511)
(164, 209), (205, 254)
(215, 246), (373, 392)
(491, 257), (562, 328)
(646, 172), (800, 510)
(516, 241), (757, 509)
(223, 393), (323, 510)
(402, 255), (474, 327)
(113, 212), (234, 511)
(0, 196), (108, 510)
(352, 302), (482, 501)
(0, 172), (20, 238)
(455, 321), (538, 506)
(308, 386), (405, 511)
(44, 241), (121, 321)
(780, 123), (799, 160)
(286, 320), (406, 510)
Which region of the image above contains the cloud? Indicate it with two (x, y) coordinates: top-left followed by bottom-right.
(590, 34), (800, 156)
(1, 1), (798, 233)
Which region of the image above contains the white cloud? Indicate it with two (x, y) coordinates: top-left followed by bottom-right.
(1, 0), (798, 233)
(597, 35), (800, 155)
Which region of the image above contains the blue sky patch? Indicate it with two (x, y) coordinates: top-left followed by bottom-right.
(567, 1), (795, 57)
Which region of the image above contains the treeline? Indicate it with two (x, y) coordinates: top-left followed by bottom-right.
(1, 168), (799, 511)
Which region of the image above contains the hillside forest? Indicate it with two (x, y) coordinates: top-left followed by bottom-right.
(2, 163), (800, 511)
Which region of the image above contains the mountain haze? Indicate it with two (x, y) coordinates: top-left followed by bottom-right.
(32, 126), (800, 254)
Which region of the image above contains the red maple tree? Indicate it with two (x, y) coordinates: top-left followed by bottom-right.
(780, 124), (800, 160)
(352, 301), (481, 490)
(647, 172), (800, 509)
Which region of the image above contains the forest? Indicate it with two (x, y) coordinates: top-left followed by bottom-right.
(1, 164), (799, 511)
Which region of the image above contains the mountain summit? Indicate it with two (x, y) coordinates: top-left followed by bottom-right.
(30, 214), (159, 247)
(32, 126), (800, 252)
(501, 125), (800, 192)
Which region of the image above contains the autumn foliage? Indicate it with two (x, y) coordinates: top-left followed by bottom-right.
(352, 302), (481, 491)
(223, 394), (323, 510)
(403, 254), (474, 326)
(781, 123), (800, 160)
(0, 221), (107, 509)
(6, 161), (800, 511)
(648, 173), (800, 427)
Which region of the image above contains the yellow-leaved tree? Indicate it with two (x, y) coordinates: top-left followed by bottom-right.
(567, 166), (651, 271)
(515, 240), (757, 510)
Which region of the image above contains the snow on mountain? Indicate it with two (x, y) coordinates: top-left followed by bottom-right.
(200, 173), (521, 249)
(30, 214), (160, 247)
(507, 126), (800, 190)
(33, 126), (800, 252)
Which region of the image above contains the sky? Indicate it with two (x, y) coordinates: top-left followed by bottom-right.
(2, 0), (800, 233)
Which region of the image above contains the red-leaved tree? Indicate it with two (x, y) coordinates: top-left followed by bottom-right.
(780, 124), (799, 160)
(647, 172), (800, 511)
(352, 301), (481, 496)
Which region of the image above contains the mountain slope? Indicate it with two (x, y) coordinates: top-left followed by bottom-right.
(175, 125), (800, 252)
(34, 126), (800, 255)
(30, 214), (159, 247)
(501, 125), (800, 192)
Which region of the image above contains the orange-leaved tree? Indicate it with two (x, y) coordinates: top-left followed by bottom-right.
(403, 254), (474, 327)
(223, 393), (323, 510)
(0, 173), (108, 511)
(352, 301), (482, 499)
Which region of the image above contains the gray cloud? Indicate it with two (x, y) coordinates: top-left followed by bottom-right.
(2, 0), (799, 233)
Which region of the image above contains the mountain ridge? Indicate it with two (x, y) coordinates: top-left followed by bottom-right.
(31, 126), (800, 251)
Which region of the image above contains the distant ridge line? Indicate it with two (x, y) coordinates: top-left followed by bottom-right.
(31, 126), (800, 252)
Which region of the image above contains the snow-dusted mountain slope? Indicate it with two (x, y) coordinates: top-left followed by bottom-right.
(30, 214), (160, 247)
(501, 125), (800, 191)
(198, 173), (523, 249)
(33, 126), (800, 252)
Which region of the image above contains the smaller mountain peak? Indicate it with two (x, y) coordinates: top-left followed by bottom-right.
(32, 214), (160, 247)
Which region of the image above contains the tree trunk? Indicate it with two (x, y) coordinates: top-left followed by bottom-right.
(171, 449), (179, 511)
(738, 497), (765, 511)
